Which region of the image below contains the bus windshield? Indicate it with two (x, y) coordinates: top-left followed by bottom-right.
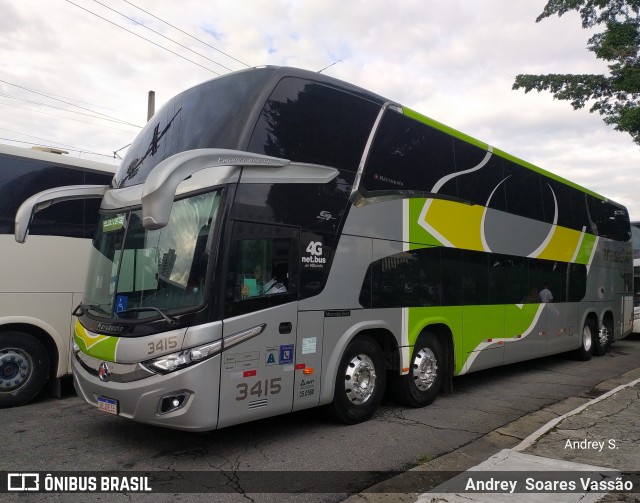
(82, 190), (222, 321)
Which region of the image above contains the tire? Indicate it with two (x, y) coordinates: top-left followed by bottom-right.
(0, 332), (50, 408)
(329, 336), (386, 425)
(392, 333), (443, 407)
(575, 318), (596, 361)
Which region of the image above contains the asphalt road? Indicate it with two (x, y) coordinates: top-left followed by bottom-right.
(2, 334), (639, 503)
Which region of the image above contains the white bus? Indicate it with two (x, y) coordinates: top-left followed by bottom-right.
(0, 144), (116, 407)
(15, 67), (633, 430)
(631, 222), (640, 332)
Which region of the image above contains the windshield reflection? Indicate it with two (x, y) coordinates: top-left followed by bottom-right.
(83, 191), (222, 320)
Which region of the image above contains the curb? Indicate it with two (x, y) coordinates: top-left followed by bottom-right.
(343, 366), (640, 502)
(513, 374), (640, 452)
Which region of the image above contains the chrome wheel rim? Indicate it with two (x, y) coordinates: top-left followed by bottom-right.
(413, 347), (438, 391)
(599, 327), (609, 346)
(582, 325), (593, 352)
(344, 354), (377, 405)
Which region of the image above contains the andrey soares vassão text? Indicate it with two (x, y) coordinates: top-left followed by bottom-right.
(464, 476), (634, 494)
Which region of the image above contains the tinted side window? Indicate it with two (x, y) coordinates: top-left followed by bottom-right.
(502, 161), (546, 223)
(224, 222), (299, 317)
(462, 251), (489, 305)
(359, 109), (628, 240)
(231, 174), (354, 233)
(362, 110), (456, 193)
(455, 144), (507, 212)
(359, 248), (586, 308)
(248, 78), (381, 172)
(489, 255), (528, 305)
(548, 180), (584, 231)
(529, 260), (567, 303)
(567, 263), (587, 302)
(587, 197), (630, 241)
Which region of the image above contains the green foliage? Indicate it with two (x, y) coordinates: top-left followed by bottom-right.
(513, 0), (640, 146)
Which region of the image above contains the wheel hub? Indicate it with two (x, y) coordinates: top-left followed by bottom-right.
(582, 325), (592, 351)
(0, 349), (31, 391)
(413, 347), (438, 391)
(599, 327), (609, 347)
(344, 354), (377, 404)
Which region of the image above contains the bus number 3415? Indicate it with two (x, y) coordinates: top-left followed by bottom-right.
(235, 378), (282, 401)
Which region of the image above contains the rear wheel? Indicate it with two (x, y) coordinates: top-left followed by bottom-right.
(392, 333), (443, 407)
(575, 318), (595, 361)
(593, 319), (609, 356)
(602, 316), (615, 350)
(0, 332), (50, 408)
(329, 336), (386, 424)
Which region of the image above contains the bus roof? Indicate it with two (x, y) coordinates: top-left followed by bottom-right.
(0, 143), (118, 175)
(119, 66), (620, 207)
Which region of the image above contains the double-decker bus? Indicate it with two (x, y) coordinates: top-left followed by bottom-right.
(1, 144), (116, 407)
(16, 67), (633, 430)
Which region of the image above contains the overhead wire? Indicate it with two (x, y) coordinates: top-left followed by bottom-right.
(0, 91), (142, 127)
(0, 78), (142, 128)
(31, 89), (137, 116)
(0, 127), (81, 150)
(5, 1), (253, 161)
(123, 0), (251, 69)
(91, 0), (235, 72)
(1, 102), (141, 134)
(65, 0), (221, 75)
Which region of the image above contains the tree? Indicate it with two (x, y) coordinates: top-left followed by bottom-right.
(512, 0), (640, 146)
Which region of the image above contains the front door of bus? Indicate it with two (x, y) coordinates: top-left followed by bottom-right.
(217, 222), (299, 429)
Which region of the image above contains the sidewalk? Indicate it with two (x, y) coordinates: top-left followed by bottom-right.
(346, 366), (640, 503)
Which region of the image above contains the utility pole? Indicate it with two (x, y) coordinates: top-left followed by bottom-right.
(147, 91), (155, 121)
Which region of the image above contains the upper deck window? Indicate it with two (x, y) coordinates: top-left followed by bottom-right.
(247, 78), (381, 172)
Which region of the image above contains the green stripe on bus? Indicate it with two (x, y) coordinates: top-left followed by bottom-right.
(575, 233), (597, 264)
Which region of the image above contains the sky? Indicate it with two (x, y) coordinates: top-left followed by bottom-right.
(1, 0), (639, 218)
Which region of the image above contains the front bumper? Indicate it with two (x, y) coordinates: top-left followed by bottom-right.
(72, 352), (221, 432)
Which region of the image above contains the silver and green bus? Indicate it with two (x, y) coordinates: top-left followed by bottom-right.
(16, 66), (633, 430)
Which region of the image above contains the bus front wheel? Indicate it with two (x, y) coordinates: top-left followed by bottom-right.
(392, 333), (443, 407)
(329, 336), (386, 424)
(0, 332), (50, 408)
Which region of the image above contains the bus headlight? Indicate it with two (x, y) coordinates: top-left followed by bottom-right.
(142, 340), (222, 374)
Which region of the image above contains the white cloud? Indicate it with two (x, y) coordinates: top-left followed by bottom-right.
(1, 0), (638, 218)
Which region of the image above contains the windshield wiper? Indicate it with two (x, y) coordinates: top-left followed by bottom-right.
(73, 303), (111, 317)
(117, 307), (179, 327)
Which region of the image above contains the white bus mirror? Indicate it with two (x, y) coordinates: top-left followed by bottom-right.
(15, 185), (109, 243)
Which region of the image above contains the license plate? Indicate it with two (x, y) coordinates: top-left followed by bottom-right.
(98, 396), (118, 415)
